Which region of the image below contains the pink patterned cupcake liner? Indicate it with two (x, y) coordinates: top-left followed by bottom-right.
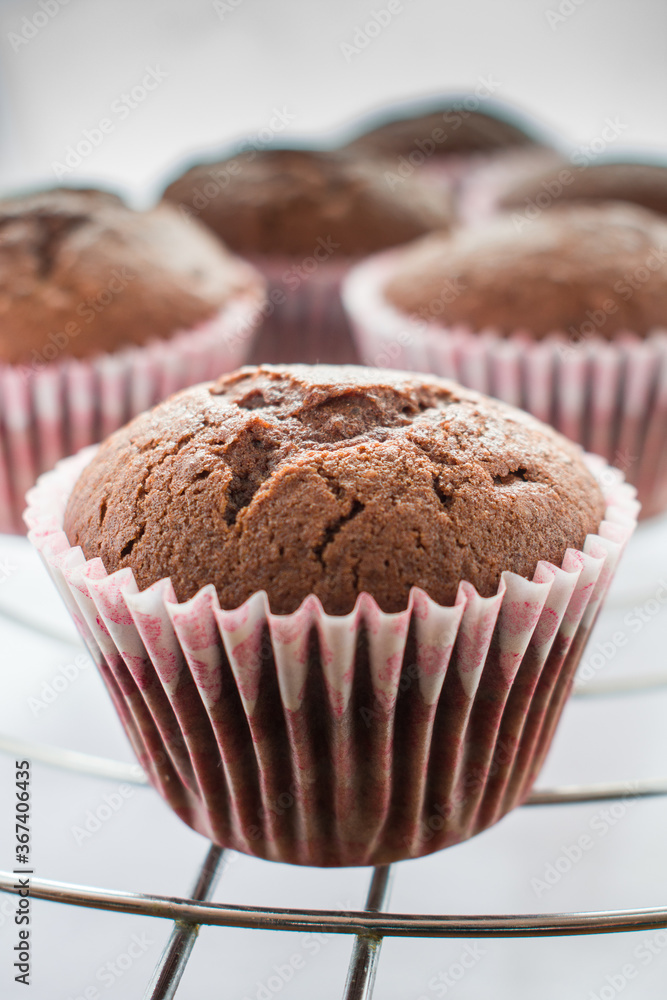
(0, 284), (265, 534)
(24, 446), (637, 867)
(343, 250), (667, 519)
(246, 256), (360, 367)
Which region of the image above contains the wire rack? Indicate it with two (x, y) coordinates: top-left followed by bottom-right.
(2, 605), (667, 1000)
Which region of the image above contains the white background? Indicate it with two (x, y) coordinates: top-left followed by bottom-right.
(1, 0), (667, 202)
(0, 0), (667, 997)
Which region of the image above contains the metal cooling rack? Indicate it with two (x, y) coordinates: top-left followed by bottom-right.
(2, 607), (667, 999)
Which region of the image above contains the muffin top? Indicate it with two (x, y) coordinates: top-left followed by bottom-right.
(384, 202), (667, 338)
(343, 104), (541, 158)
(0, 187), (263, 366)
(500, 160), (667, 218)
(63, 364), (605, 615)
(161, 148), (453, 257)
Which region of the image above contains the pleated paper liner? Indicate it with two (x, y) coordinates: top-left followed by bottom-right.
(343, 249), (667, 519)
(0, 284), (265, 535)
(25, 446), (637, 866)
(246, 256), (360, 367)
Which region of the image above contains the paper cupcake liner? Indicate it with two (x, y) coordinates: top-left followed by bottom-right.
(343, 250), (667, 520)
(25, 445), (637, 867)
(0, 284), (265, 535)
(246, 256), (362, 367)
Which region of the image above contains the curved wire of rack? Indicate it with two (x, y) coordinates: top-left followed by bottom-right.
(1, 608), (667, 999)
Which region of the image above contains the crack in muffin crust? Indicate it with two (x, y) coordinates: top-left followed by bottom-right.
(63, 364), (606, 615)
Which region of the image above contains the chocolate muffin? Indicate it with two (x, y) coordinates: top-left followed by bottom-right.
(161, 148), (453, 257)
(456, 148), (570, 224)
(0, 186), (263, 365)
(499, 160), (667, 218)
(63, 364), (605, 615)
(383, 202), (667, 338)
(342, 101), (544, 159)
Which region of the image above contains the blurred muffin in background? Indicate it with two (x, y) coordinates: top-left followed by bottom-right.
(340, 95), (563, 236)
(456, 146), (569, 224)
(343, 201), (667, 517)
(339, 95), (554, 195)
(0, 187), (264, 364)
(341, 98), (546, 159)
(161, 147), (453, 365)
(163, 148), (452, 257)
(0, 185), (266, 533)
(498, 160), (667, 218)
(460, 159), (667, 227)
(382, 202), (667, 338)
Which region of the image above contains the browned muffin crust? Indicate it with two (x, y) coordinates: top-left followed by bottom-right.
(384, 202), (667, 339)
(500, 161), (667, 218)
(162, 149), (453, 257)
(343, 106), (542, 158)
(0, 187), (263, 366)
(63, 364), (605, 615)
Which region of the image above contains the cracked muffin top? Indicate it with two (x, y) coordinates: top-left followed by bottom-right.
(383, 202), (667, 339)
(161, 148), (453, 257)
(0, 187), (264, 365)
(63, 364), (605, 615)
